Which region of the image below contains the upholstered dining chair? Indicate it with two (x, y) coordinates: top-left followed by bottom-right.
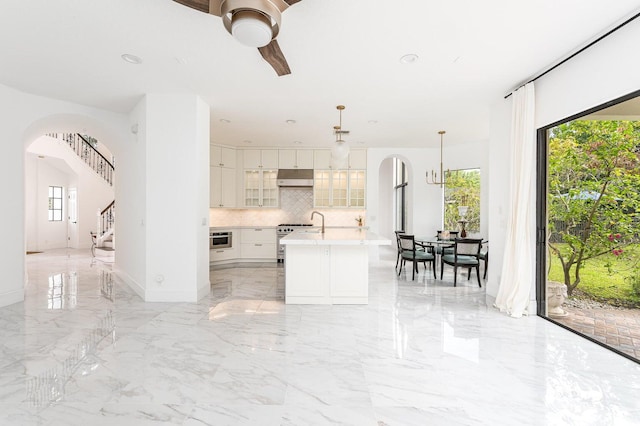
(394, 230), (405, 270)
(398, 234), (436, 280)
(434, 230), (459, 256)
(479, 242), (489, 279)
(440, 238), (483, 287)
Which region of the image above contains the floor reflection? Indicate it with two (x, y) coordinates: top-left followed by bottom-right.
(25, 311), (116, 408)
(47, 272), (77, 310)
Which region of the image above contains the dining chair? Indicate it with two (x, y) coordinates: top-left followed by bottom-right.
(394, 230), (405, 270)
(440, 238), (483, 287)
(435, 230), (458, 256)
(398, 234), (436, 280)
(479, 242), (489, 279)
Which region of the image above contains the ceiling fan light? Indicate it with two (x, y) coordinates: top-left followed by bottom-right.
(231, 10), (273, 48)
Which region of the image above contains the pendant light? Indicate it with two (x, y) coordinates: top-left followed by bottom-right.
(425, 130), (449, 187)
(332, 105), (349, 166)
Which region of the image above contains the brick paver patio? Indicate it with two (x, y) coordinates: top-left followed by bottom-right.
(553, 305), (640, 360)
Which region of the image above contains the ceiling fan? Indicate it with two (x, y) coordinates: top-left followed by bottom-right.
(173, 0), (302, 76)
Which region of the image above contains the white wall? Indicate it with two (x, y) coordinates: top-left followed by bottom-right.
(0, 85), (212, 308)
(0, 83), (130, 307)
(377, 158), (394, 239)
(141, 94), (210, 302)
(486, 16), (640, 306)
(24, 153), (71, 250)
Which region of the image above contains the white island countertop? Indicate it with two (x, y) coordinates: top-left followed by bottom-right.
(280, 228), (391, 246)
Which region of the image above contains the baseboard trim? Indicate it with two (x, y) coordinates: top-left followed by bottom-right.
(0, 288), (24, 308)
(197, 280), (210, 300)
(112, 268), (145, 300)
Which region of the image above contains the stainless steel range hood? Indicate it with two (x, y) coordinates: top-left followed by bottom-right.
(277, 169), (314, 187)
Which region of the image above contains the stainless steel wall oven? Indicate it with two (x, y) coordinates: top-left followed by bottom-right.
(210, 231), (232, 249)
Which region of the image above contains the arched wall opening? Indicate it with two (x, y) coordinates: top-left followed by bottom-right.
(377, 155), (414, 240)
(22, 114), (123, 252)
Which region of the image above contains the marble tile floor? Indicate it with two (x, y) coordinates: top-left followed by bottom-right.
(1, 248), (639, 425)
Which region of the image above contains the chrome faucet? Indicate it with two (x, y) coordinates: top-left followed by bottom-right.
(311, 211), (325, 233)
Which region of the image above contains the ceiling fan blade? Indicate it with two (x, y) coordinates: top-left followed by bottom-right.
(283, 0), (302, 5)
(173, 0), (223, 16)
(258, 39), (291, 76)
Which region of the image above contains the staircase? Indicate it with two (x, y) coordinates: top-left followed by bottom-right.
(47, 133), (114, 186)
(93, 200), (115, 263)
(47, 133), (116, 260)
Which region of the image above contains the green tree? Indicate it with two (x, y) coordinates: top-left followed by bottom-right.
(444, 169), (481, 233)
(548, 120), (640, 295)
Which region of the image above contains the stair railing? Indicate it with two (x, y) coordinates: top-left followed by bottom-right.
(47, 133), (114, 186)
(97, 200), (115, 247)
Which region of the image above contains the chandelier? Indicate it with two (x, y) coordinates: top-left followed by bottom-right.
(331, 105), (349, 166)
(425, 130), (449, 187)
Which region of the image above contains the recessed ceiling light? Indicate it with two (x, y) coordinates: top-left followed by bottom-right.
(400, 54), (419, 64)
(286, 119), (296, 125)
(293, 141), (302, 144)
(38, 155), (45, 158)
(219, 119), (231, 124)
(121, 53), (142, 65)
(175, 57), (188, 65)
(357, 141), (365, 145)
(368, 120), (378, 124)
(243, 140), (252, 144)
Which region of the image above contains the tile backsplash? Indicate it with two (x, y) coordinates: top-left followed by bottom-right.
(210, 187), (365, 227)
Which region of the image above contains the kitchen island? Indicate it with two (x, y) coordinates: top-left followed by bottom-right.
(280, 228), (391, 304)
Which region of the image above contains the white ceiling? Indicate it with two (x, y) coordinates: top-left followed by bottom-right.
(1, 0), (638, 149)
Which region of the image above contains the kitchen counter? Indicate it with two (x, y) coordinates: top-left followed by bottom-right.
(279, 228), (387, 246)
(281, 229), (391, 305)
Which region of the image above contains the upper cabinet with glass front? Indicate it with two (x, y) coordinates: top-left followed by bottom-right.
(244, 169), (278, 208)
(313, 149), (366, 208)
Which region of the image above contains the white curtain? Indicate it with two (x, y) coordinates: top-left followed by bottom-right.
(494, 82), (536, 318)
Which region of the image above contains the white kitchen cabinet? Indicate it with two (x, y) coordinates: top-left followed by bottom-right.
(348, 149), (367, 169)
(278, 149), (314, 169)
(348, 170), (366, 207)
(313, 150), (332, 169)
(210, 227), (239, 262)
(243, 149), (279, 169)
(210, 145), (236, 168)
(313, 169), (366, 208)
(210, 246), (238, 262)
(244, 169), (278, 207)
(240, 228), (276, 260)
(313, 149), (366, 170)
(210, 166), (237, 207)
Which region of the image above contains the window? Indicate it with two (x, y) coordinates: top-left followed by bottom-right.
(537, 89), (640, 364)
(443, 169), (480, 233)
(393, 158), (408, 231)
(48, 186), (63, 221)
